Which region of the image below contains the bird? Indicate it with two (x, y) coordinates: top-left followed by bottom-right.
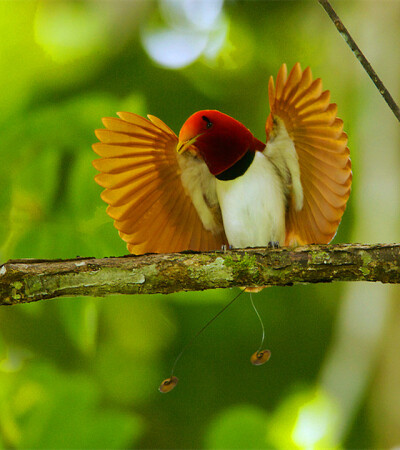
(92, 63), (352, 254)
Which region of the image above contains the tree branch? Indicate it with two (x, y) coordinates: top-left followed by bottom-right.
(318, 0), (400, 122)
(1, 243), (399, 306)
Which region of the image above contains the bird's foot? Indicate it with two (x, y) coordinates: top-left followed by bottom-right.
(268, 241), (280, 249)
(221, 244), (234, 253)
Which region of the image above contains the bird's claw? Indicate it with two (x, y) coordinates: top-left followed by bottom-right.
(221, 244), (234, 252)
(268, 241), (280, 249)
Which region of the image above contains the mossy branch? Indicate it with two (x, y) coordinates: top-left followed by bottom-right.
(1, 243), (400, 306)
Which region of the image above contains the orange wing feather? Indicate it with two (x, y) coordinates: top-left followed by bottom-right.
(93, 112), (226, 254)
(266, 63), (352, 245)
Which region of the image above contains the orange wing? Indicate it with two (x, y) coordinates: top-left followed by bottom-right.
(93, 112), (227, 254)
(266, 63), (352, 245)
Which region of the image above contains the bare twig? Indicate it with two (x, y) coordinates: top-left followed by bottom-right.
(318, 0), (400, 122)
(1, 243), (400, 306)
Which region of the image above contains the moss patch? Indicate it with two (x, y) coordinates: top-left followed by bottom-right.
(359, 251), (373, 276)
(310, 251), (331, 265)
(224, 253), (259, 281)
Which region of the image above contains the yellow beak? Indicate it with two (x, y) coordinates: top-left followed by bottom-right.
(176, 136), (199, 154)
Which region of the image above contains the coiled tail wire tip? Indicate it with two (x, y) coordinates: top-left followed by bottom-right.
(249, 293), (271, 366)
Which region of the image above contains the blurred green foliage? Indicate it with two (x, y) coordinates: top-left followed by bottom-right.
(0, 0), (399, 448)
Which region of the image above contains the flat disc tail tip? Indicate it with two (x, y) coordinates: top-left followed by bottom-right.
(159, 376), (179, 393)
(251, 349), (271, 366)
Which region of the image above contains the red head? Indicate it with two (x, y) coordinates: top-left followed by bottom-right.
(177, 110), (265, 175)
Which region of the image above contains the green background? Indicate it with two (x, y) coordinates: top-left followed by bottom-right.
(0, 1), (399, 448)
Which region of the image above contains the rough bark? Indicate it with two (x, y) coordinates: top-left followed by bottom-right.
(1, 243), (399, 306)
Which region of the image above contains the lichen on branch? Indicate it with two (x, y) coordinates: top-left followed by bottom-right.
(1, 243), (400, 306)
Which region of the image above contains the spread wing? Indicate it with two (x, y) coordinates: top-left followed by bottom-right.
(92, 112), (227, 254)
(266, 63), (352, 245)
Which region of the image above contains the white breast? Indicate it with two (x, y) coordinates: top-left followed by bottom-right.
(216, 151), (286, 248)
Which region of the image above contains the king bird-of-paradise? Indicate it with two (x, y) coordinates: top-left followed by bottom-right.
(93, 63), (352, 254)
(93, 63), (352, 392)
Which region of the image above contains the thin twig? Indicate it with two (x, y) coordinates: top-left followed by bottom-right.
(318, 0), (400, 122)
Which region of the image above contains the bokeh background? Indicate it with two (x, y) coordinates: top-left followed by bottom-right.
(0, 0), (399, 448)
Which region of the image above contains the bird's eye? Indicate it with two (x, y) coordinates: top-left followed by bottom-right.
(202, 115), (213, 129)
